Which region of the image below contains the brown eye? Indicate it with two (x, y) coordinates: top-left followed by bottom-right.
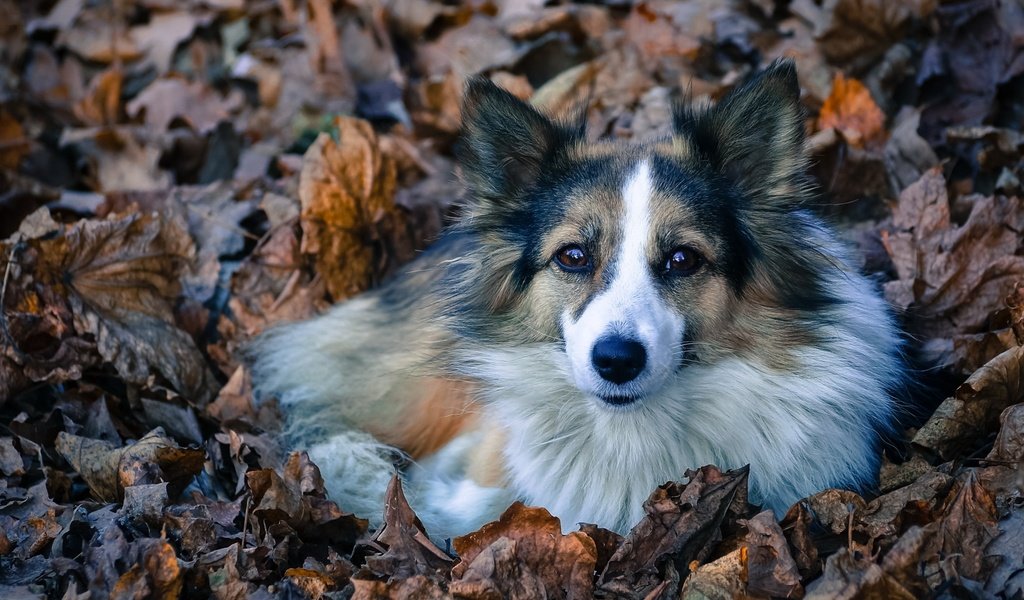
(554, 245), (590, 272)
(665, 246), (703, 276)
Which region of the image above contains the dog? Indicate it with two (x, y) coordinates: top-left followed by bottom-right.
(249, 59), (906, 540)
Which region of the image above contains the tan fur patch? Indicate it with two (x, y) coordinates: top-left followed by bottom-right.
(365, 378), (479, 459)
(466, 423), (508, 487)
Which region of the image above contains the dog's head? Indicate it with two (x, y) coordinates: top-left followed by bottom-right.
(453, 59), (839, 409)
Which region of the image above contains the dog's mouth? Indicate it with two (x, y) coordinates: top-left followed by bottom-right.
(598, 394), (641, 407)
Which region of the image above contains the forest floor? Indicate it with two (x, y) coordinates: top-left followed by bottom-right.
(1, 0), (1023, 598)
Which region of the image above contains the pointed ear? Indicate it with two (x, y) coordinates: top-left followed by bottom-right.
(674, 59), (807, 201)
(458, 77), (581, 211)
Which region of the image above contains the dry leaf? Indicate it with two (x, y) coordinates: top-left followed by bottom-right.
(126, 77), (240, 134)
(742, 510), (803, 598)
(599, 466), (748, 594)
(452, 503), (598, 600)
(814, 0), (936, 67)
(56, 428), (204, 502)
(818, 73), (887, 149)
(883, 168), (1024, 370)
(365, 475), (454, 580)
(299, 116), (411, 301)
(804, 547), (916, 599)
(987, 403), (1024, 462)
(913, 345), (1024, 459)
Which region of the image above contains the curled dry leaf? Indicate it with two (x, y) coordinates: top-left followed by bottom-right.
(55, 428), (204, 503)
(245, 452), (367, 548)
(599, 466), (748, 594)
(988, 403), (1024, 462)
(299, 116), (412, 301)
(364, 475), (454, 581)
(913, 345), (1024, 459)
(452, 502), (598, 600)
(741, 510), (803, 598)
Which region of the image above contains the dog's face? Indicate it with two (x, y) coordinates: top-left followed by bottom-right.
(455, 60), (834, 409)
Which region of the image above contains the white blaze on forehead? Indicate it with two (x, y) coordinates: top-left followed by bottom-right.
(561, 159), (685, 399)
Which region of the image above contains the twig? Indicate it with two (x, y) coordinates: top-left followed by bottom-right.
(0, 242), (26, 359)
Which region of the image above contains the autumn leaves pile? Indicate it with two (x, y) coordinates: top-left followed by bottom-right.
(1, 0), (1023, 598)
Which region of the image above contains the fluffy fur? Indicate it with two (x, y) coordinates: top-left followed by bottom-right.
(249, 59), (906, 540)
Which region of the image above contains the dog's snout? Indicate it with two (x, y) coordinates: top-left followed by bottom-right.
(591, 336), (647, 384)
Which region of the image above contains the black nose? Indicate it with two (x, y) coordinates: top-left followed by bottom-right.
(591, 336), (647, 384)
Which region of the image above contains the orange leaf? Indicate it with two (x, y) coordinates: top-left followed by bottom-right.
(818, 73), (886, 149)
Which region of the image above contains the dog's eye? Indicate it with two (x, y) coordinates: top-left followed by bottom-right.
(664, 246), (703, 276)
(554, 245), (590, 272)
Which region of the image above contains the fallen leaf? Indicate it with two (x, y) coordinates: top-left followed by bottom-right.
(298, 116), (412, 301)
(814, 0), (936, 67)
(0, 109), (29, 170)
(742, 510), (803, 598)
(913, 345), (1024, 459)
(883, 168), (1024, 370)
(818, 73), (887, 149)
(55, 428), (205, 502)
(988, 403), (1024, 462)
(0, 438), (24, 477)
(804, 547), (916, 599)
(365, 475), (454, 580)
(598, 466), (749, 594)
(452, 503), (598, 600)
(126, 77), (241, 134)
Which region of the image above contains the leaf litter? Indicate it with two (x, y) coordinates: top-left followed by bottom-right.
(0, 0), (1023, 598)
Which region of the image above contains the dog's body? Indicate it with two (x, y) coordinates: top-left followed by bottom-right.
(251, 61), (906, 540)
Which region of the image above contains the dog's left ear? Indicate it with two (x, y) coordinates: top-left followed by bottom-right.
(674, 59), (806, 202)
(458, 78), (581, 216)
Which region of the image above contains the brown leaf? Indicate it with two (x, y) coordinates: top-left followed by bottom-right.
(883, 168), (1024, 370)
(56, 8), (141, 63)
(366, 475), (454, 580)
(779, 502), (820, 579)
(126, 77), (241, 134)
(73, 67), (122, 127)
(814, 0), (936, 67)
(742, 510), (803, 598)
(350, 575), (448, 600)
(804, 547), (916, 599)
(858, 470), (953, 540)
(984, 508), (1024, 598)
(299, 116), (412, 301)
(988, 403), (1024, 462)
(884, 107), (939, 193)
(678, 548), (746, 599)
(58, 211), (216, 401)
(55, 428), (205, 502)
(130, 11), (198, 75)
(452, 503), (598, 600)
(919, 1), (1024, 146)
(913, 345), (1024, 459)
(59, 127), (171, 192)
(598, 466), (748, 592)
(0, 109), (29, 170)
(1009, 282), (1024, 345)
(246, 452), (367, 548)
(0, 437), (25, 477)
(818, 73), (887, 149)
(892, 464), (1003, 585)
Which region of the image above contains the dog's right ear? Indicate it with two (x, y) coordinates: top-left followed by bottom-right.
(458, 78), (579, 216)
